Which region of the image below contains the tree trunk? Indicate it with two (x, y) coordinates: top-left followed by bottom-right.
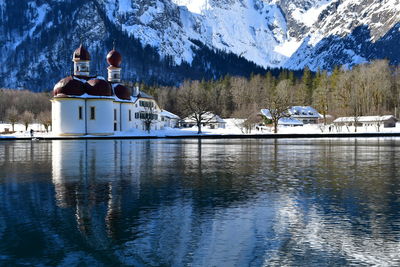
(273, 120), (278, 133)
(197, 121), (202, 134)
(25, 123), (28, 131)
(12, 123), (15, 132)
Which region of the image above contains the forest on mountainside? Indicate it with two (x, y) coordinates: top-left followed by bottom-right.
(1, 60), (399, 131)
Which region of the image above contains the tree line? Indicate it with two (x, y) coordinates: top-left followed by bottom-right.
(144, 60), (400, 132)
(0, 89), (51, 132)
(1, 60), (399, 133)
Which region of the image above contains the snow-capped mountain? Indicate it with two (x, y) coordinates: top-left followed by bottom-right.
(0, 0), (399, 91)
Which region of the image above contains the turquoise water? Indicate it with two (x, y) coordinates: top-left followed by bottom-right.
(1, 139), (400, 266)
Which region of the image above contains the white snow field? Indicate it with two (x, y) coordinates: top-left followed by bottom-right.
(2, 122), (400, 139)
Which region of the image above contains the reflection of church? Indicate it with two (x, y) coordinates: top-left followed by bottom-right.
(51, 140), (141, 238)
(51, 45), (163, 136)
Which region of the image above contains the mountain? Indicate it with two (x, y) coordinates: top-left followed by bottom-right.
(0, 0), (399, 91)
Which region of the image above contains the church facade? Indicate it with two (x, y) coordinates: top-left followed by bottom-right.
(51, 45), (164, 136)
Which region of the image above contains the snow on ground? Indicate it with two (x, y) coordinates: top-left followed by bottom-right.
(2, 122), (400, 139)
(0, 123), (47, 133)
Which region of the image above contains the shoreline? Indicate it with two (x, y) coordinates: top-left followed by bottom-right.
(2, 132), (400, 141)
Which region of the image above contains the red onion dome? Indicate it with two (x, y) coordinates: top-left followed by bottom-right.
(53, 76), (85, 96)
(85, 79), (112, 96)
(73, 44), (91, 61)
(106, 49), (122, 67)
(114, 84), (131, 100)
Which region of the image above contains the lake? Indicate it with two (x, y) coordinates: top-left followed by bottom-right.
(1, 138), (400, 266)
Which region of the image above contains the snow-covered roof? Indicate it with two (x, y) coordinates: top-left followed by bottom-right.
(334, 115), (397, 123)
(260, 109), (290, 119)
(278, 117), (303, 126)
(260, 109), (272, 119)
(260, 109), (303, 125)
(289, 106), (321, 118)
(160, 110), (180, 120)
(138, 91), (154, 99)
(183, 112), (225, 123)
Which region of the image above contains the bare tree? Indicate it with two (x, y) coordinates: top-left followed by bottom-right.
(232, 103), (261, 133)
(312, 71), (331, 125)
(264, 80), (291, 133)
(367, 60), (392, 131)
(37, 110), (52, 132)
(141, 106), (158, 133)
(5, 106), (19, 132)
(178, 80), (213, 134)
(20, 110), (34, 131)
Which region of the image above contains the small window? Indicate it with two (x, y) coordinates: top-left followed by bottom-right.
(129, 110), (132, 121)
(114, 109), (117, 121)
(90, 107), (95, 120)
(78, 106), (83, 120)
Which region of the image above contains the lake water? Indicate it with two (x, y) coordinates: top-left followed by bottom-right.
(1, 138), (400, 266)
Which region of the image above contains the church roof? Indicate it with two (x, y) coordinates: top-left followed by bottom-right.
(73, 44), (90, 61)
(53, 76), (85, 96)
(107, 49), (122, 67)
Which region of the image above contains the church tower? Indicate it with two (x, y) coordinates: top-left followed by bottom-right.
(73, 44), (91, 77)
(106, 45), (122, 83)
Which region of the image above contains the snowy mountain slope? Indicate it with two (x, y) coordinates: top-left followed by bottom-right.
(101, 0), (400, 70)
(0, 0), (268, 91)
(284, 0), (400, 69)
(0, 0), (399, 91)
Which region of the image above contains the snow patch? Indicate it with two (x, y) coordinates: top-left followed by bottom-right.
(172, 0), (209, 14)
(274, 39), (302, 57)
(291, 0), (332, 27)
(118, 0), (134, 13)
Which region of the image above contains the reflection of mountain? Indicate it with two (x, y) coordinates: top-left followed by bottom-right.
(1, 139), (400, 265)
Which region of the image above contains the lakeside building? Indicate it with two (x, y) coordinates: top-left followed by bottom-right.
(160, 110), (180, 128)
(51, 45), (164, 136)
(288, 106), (321, 124)
(260, 106), (321, 127)
(333, 115), (398, 128)
(182, 112), (226, 129)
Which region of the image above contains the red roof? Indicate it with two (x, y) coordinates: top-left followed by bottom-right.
(114, 84), (131, 100)
(73, 44), (91, 61)
(53, 76), (85, 96)
(106, 49), (122, 67)
(85, 79), (112, 96)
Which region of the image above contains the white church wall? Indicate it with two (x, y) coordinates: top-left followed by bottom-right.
(120, 103), (133, 132)
(86, 99), (114, 135)
(112, 102), (121, 132)
(52, 98), (86, 136)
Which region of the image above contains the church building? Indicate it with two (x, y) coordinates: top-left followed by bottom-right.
(51, 45), (163, 136)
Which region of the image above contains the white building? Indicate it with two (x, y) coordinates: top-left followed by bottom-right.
(260, 106), (321, 126)
(160, 110), (180, 128)
(260, 109), (303, 127)
(182, 112), (226, 129)
(51, 45), (164, 136)
(333, 115), (397, 128)
(288, 106), (321, 124)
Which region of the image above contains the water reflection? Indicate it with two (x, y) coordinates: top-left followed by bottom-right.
(1, 139), (400, 265)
